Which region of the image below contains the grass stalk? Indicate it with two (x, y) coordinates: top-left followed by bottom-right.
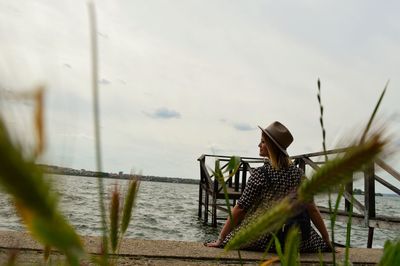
(109, 185), (120, 253)
(317, 78), (328, 162)
(88, 2), (108, 259)
(283, 227), (300, 266)
(317, 79), (336, 264)
(378, 238), (400, 265)
(344, 194), (354, 266)
(359, 81), (389, 145)
(0, 117), (84, 265)
(120, 179), (139, 235)
(117, 178), (139, 254)
(214, 158), (243, 265)
(259, 237), (275, 264)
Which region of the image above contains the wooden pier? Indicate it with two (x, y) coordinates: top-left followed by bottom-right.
(198, 149), (400, 248)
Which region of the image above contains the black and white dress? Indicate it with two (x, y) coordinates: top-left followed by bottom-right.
(221, 160), (331, 252)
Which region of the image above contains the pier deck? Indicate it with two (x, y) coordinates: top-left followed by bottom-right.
(0, 231), (383, 265)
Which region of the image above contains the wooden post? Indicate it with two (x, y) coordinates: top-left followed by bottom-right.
(364, 163), (376, 248)
(345, 174), (353, 212)
(204, 191), (209, 225)
(234, 167), (240, 192)
(228, 172), (232, 188)
(212, 193), (217, 227)
(198, 182), (203, 219)
(198, 158), (205, 219)
(241, 163), (248, 192)
(212, 173), (219, 227)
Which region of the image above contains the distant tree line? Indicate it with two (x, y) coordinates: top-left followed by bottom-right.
(353, 188), (382, 196)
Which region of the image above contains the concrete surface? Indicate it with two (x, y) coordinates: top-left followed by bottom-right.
(0, 231), (383, 265)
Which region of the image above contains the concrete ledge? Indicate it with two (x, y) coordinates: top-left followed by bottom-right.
(0, 231), (383, 265)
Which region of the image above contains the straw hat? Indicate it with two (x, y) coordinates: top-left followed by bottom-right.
(258, 121), (293, 156)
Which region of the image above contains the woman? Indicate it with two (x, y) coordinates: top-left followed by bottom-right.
(206, 121), (332, 252)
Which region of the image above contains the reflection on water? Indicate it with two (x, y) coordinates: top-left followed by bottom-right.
(0, 175), (398, 247)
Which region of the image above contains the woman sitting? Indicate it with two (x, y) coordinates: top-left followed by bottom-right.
(206, 121), (332, 252)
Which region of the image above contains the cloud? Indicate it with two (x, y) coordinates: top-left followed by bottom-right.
(389, 112), (400, 123)
(207, 143), (247, 155)
(118, 79), (126, 85)
(144, 107), (181, 119)
(97, 31), (109, 39)
(232, 123), (255, 131)
(98, 78), (111, 85)
(219, 119), (255, 131)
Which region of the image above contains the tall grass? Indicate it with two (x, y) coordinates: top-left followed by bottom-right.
(225, 132), (387, 252)
(212, 156), (243, 265)
(220, 80), (394, 266)
(88, 2), (109, 262)
(317, 79), (340, 265)
(0, 93), (84, 265)
(316, 80), (388, 265)
(0, 3), (140, 264)
(0, 81), (140, 266)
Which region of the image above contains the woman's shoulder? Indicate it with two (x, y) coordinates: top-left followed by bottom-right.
(288, 162), (304, 178)
(251, 165), (266, 176)
(249, 163), (270, 179)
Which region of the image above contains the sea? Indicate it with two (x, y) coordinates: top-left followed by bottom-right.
(0, 174), (399, 248)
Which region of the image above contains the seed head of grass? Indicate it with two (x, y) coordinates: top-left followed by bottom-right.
(120, 178), (140, 235)
(298, 131), (387, 203)
(225, 198), (294, 250)
(109, 184), (120, 253)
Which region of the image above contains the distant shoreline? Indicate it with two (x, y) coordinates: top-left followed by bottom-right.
(37, 164), (199, 185)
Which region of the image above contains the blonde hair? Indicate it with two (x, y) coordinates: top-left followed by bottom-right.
(263, 133), (291, 170)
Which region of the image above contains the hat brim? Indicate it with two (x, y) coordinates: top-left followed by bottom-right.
(258, 125), (289, 156)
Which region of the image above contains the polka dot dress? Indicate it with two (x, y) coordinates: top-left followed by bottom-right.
(221, 160), (331, 253)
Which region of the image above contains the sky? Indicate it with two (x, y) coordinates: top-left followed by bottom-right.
(0, 1), (399, 192)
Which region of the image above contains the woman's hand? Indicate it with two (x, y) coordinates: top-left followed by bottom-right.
(205, 238), (223, 248)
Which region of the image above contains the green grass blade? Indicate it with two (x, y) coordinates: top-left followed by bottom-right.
(317, 78), (328, 162)
(327, 192), (336, 265)
(259, 237), (275, 263)
(317, 249), (324, 265)
(24, 212), (84, 265)
(378, 239), (400, 266)
(273, 233), (285, 265)
(298, 133), (386, 203)
(88, 2), (108, 258)
(225, 156), (241, 175)
(213, 158), (243, 265)
(225, 198), (293, 250)
(317, 79), (336, 265)
(120, 179), (139, 235)
(344, 195), (354, 266)
(0, 119), (84, 265)
(214, 160), (233, 220)
(109, 185), (120, 253)
(284, 227), (300, 266)
(359, 81), (389, 144)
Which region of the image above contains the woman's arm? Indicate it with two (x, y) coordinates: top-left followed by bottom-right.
(306, 201), (333, 249)
(206, 169), (263, 248)
(205, 204), (246, 247)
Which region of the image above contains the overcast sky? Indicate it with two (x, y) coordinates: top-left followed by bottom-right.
(1, 1), (399, 192)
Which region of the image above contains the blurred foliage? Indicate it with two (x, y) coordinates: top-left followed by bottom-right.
(0, 90), (84, 265)
(0, 85), (139, 265)
(378, 238), (400, 265)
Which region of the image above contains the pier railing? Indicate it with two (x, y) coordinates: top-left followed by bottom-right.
(198, 149), (400, 248)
